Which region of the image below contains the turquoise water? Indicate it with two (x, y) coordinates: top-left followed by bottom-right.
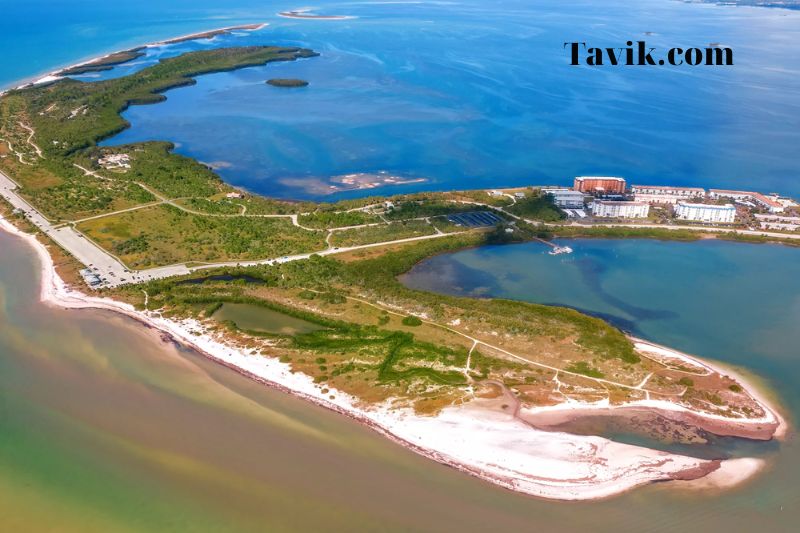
(22, 0), (792, 201)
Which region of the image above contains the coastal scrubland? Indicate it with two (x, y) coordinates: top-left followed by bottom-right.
(329, 220), (438, 247)
(106, 230), (766, 420)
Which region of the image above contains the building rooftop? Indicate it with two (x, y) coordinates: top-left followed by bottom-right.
(545, 189), (584, 195)
(595, 200), (647, 206)
(710, 189), (783, 209)
(576, 176), (625, 182)
(632, 185), (705, 191)
(677, 201), (735, 209)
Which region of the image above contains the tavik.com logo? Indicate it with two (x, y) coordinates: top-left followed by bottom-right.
(564, 41), (733, 66)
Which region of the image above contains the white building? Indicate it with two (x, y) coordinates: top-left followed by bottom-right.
(631, 185), (705, 197)
(754, 213), (800, 231)
(98, 153), (131, 170)
(545, 189), (585, 209)
(709, 189), (785, 214)
(592, 200), (649, 219)
(675, 202), (736, 224)
(631, 185), (705, 205)
(767, 194), (798, 209)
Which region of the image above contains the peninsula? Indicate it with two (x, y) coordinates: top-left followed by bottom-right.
(0, 42), (788, 500)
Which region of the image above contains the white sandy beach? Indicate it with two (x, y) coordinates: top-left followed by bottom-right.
(0, 215), (787, 501)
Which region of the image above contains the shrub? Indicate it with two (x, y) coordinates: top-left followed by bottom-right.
(402, 315), (422, 326)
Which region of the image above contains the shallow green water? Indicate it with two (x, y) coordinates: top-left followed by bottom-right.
(212, 302), (322, 335)
(2, 230), (800, 531)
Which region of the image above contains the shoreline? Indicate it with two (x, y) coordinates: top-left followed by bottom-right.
(0, 215), (787, 501)
(521, 339), (786, 442)
(0, 22), (269, 95)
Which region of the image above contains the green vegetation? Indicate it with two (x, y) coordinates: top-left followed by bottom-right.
(678, 377), (695, 387)
(86, 142), (223, 198)
(565, 361), (605, 378)
(402, 315), (423, 326)
(383, 199), (479, 220)
(329, 220), (437, 247)
(298, 210), (379, 229)
(59, 48), (145, 76)
(77, 204), (325, 268)
(173, 197), (244, 215)
(506, 190), (565, 221)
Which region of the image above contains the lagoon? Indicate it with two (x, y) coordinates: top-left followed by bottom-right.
(212, 302), (323, 335)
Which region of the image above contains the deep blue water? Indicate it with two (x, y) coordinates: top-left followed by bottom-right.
(7, 0), (795, 201)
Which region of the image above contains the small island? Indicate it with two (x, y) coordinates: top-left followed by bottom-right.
(266, 78), (309, 88)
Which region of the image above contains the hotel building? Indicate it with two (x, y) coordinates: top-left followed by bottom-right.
(574, 176), (626, 195)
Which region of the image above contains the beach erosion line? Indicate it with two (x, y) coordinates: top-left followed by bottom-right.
(0, 214), (783, 501)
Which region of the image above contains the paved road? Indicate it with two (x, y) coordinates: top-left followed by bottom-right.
(1, 168), (460, 288)
(1, 170), (191, 287)
(4, 166), (798, 290)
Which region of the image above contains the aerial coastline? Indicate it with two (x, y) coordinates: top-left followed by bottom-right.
(0, 25), (793, 503)
(0, 214), (786, 500)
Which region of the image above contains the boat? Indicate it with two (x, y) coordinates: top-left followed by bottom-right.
(548, 246), (573, 255)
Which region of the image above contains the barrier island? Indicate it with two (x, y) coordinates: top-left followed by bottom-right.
(0, 43), (786, 500)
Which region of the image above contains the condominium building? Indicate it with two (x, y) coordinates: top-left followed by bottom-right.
(631, 185), (705, 205)
(754, 213), (800, 231)
(709, 189), (785, 213)
(574, 176), (626, 195)
(544, 189), (586, 208)
(675, 202), (736, 223)
(631, 185), (705, 197)
(592, 200), (649, 219)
